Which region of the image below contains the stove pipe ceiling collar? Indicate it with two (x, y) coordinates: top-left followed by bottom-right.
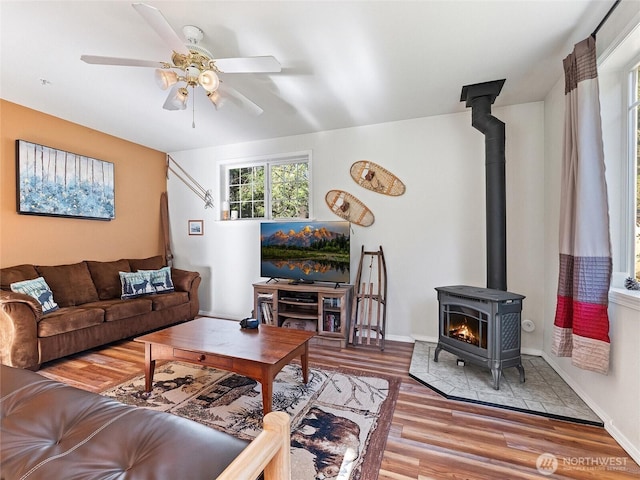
(460, 79), (507, 291)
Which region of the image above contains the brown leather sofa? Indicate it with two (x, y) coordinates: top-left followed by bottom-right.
(0, 256), (201, 370)
(1, 364), (292, 479)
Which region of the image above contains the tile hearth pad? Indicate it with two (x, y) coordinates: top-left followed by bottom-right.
(409, 341), (602, 425)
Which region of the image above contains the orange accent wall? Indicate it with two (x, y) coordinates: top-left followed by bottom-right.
(0, 100), (167, 268)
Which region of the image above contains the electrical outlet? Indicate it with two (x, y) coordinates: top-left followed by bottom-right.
(522, 319), (535, 332)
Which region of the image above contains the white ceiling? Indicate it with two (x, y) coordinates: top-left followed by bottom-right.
(0, 1), (612, 153)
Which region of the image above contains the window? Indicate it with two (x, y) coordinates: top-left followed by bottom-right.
(228, 165), (265, 218)
(223, 153), (310, 220)
(600, 20), (640, 294)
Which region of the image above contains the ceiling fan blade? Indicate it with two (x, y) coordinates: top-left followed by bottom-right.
(218, 84), (264, 116)
(132, 3), (189, 56)
(215, 56), (281, 73)
(81, 55), (166, 68)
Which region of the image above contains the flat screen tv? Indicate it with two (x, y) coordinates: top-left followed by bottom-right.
(260, 221), (350, 285)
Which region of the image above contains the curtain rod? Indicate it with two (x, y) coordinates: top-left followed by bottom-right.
(591, 0), (622, 38)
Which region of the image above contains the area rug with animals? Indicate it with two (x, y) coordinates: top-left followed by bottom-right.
(101, 361), (400, 480)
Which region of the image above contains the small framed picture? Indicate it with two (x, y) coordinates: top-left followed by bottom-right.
(188, 220), (203, 236)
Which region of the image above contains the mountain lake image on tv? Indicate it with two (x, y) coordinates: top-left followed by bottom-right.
(260, 221), (350, 284)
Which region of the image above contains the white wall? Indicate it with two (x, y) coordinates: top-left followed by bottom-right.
(542, 3), (640, 462)
(168, 102), (546, 351)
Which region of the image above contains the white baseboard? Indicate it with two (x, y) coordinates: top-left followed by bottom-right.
(409, 334), (438, 343)
(604, 423), (640, 467)
(521, 347), (543, 356)
(198, 311), (238, 321)
(386, 333), (418, 343)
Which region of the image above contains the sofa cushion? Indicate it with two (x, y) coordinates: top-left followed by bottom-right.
(38, 307), (105, 337)
(0, 264), (39, 290)
(86, 259), (131, 300)
(128, 255), (165, 271)
(10, 277), (59, 314)
(1, 365), (250, 480)
(149, 291), (189, 310)
(35, 262), (99, 307)
(83, 298), (153, 322)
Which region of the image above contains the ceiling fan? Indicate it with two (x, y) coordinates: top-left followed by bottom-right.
(81, 2), (281, 122)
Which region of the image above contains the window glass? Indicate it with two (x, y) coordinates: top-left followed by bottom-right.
(228, 165), (265, 219)
(270, 162), (309, 218)
(224, 154), (310, 220)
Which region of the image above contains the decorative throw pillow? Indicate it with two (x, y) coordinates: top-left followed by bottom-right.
(139, 267), (175, 294)
(119, 271), (156, 299)
(10, 277), (60, 314)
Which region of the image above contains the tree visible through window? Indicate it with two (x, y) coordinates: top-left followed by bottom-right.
(225, 154), (310, 220)
(271, 162), (309, 218)
(229, 166), (265, 219)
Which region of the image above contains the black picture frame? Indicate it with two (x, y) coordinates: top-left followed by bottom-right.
(16, 139), (115, 220)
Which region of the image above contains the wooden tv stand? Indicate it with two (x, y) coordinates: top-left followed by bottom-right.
(253, 281), (353, 348)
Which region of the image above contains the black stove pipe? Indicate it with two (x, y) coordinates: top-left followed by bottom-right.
(460, 79), (507, 291)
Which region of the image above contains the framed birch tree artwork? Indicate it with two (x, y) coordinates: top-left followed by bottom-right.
(16, 140), (115, 220)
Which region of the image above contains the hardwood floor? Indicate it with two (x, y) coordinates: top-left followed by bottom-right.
(38, 337), (639, 479)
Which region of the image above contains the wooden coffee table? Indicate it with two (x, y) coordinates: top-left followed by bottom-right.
(135, 318), (316, 414)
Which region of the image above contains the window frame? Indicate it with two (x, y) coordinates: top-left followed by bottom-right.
(220, 151), (312, 221)
(619, 59), (640, 282)
(627, 63), (639, 281)
(607, 55), (640, 308)
(597, 17), (640, 307)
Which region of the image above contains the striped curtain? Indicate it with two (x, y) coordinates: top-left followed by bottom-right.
(552, 36), (612, 374)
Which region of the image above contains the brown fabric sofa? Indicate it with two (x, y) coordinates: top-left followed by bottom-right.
(1, 364), (292, 480)
(0, 256), (201, 370)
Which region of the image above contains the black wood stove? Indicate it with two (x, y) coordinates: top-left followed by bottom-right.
(434, 285), (525, 390)
(434, 79), (526, 390)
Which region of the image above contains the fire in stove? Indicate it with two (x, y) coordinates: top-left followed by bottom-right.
(448, 318), (480, 347)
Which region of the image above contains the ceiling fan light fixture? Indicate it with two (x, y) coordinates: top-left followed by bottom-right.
(155, 69), (178, 90)
(199, 69), (220, 92)
(81, 4), (277, 121)
(170, 87), (189, 110)
(207, 90), (224, 109)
